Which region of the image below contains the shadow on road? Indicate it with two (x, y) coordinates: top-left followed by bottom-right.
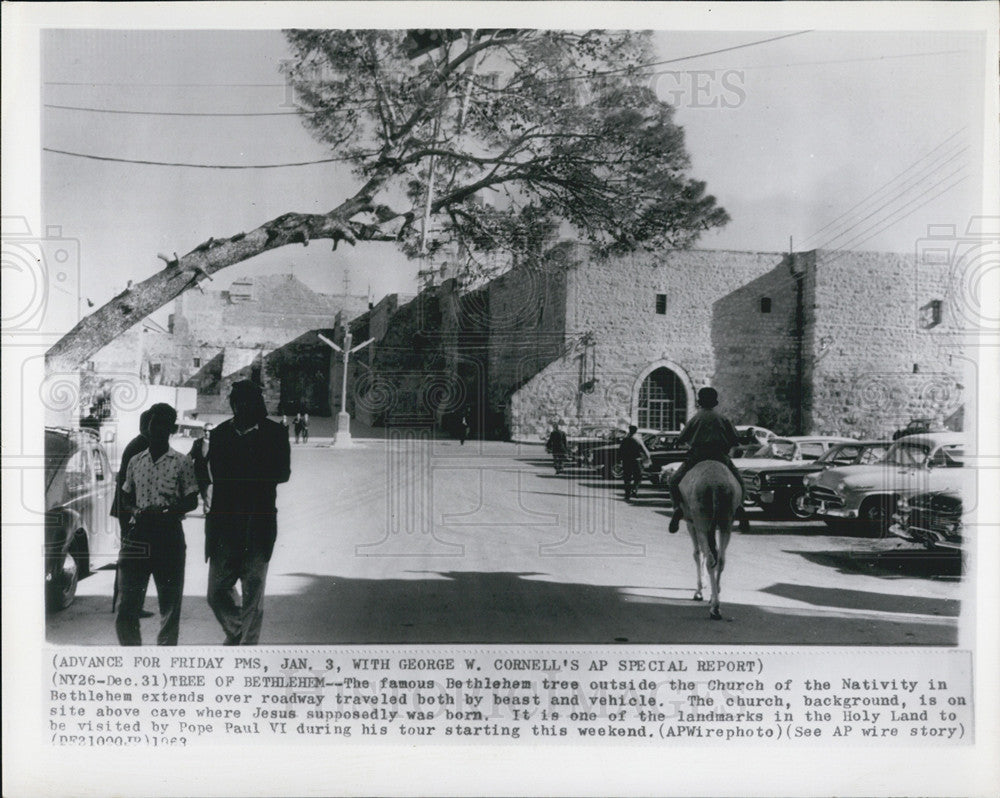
(47, 568), (958, 646)
(761, 582), (959, 616)
(254, 569), (955, 645)
(792, 547), (963, 581)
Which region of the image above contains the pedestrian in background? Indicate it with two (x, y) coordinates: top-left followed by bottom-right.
(206, 380), (291, 645)
(459, 408), (471, 445)
(301, 412), (310, 442)
(618, 425), (651, 501)
(546, 420), (569, 474)
(116, 403), (199, 646)
(188, 421), (213, 514)
(293, 412), (304, 444)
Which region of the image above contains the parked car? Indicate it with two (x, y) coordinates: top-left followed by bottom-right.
(584, 429), (678, 480)
(743, 440), (891, 519)
(889, 488), (967, 550)
(563, 425), (632, 464)
(892, 417), (947, 441)
(658, 436), (857, 502)
(44, 427), (119, 610)
(803, 432), (966, 534)
(735, 425), (777, 445)
(731, 436), (858, 471)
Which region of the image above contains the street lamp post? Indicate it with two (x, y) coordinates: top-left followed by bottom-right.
(318, 331), (374, 448)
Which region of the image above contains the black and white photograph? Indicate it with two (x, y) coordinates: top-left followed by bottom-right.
(3, 2), (998, 796)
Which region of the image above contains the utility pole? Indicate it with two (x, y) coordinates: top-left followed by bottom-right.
(318, 330), (374, 448)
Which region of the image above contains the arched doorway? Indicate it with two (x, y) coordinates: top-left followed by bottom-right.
(636, 365), (690, 431)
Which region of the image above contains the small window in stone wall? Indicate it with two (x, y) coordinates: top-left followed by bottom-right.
(655, 294), (667, 314)
(193, 357), (201, 368)
(760, 297), (772, 313)
(920, 299), (943, 328)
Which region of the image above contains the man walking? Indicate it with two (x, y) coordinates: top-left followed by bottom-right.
(188, 422), (213, 514)
(546, 420), (569, 473)
(206, 380), (291, 645)
(116, 403), (199, 645)
(618, 425), (651, 501)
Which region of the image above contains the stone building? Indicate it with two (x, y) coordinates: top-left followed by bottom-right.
(88, 272), (369, 417)
(341, 244), (965, 441)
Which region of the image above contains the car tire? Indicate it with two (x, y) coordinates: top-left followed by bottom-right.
(788, 490), (816, 520)
(859, 496), (894, 537)
(46, 550), (79, 612)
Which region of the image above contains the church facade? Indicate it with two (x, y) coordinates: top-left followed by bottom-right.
(343, 243), (966, 441)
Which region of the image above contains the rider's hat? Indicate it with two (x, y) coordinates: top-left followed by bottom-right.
(697, 387), (719, 408)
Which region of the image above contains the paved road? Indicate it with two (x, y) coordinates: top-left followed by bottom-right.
(47, 437), (962, 645)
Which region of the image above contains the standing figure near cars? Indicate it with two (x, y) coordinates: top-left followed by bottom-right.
(116, 403), (199, 646)
(206, 380), (291, 645)
(619, 425), (652, 501)
(668, 387), (749, 533)
(546, 421), (569, 474)
(188, 422), (213, 514)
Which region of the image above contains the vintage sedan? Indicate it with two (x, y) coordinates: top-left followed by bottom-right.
(45, 427), (119, 610)
(803, 432), (966, 534)
(889, 488), (968, 550)
(743, 440), (891, 518)
(658, 436), (856, 497)
(585, 430), (679, 480)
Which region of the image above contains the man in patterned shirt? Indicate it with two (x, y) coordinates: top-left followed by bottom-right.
(117, 403), (199, 646)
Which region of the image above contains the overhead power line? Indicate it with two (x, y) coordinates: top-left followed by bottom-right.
(45, 103), (307, 118)
(44, 31), (814, 120)
(43, 147), (358, 169)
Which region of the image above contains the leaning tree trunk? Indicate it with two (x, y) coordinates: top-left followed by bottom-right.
(45, 197), (378, 373)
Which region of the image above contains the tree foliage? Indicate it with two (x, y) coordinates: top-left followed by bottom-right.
(48, 28), (728, 369)
(284, 28), (729, 271)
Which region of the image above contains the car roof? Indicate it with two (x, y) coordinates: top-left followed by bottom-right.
(771, 436), (856, 443)
(893, 431), (965, 446)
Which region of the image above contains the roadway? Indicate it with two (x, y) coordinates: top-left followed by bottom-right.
(46, 436), (963, 646)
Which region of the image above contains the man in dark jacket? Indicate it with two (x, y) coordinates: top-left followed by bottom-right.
(206, 381), (291, 645)
(618, 425), (651, 501)
(187, 422), (213, 513)
(546, 421), (569, 473)
(668, 387), (749, 533)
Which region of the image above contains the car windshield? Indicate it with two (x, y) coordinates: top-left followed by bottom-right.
(644, 433), (680, 451)
(885, 441), (931, 466)
(759, 440), (797, 460)
(819, 443), (889, 466)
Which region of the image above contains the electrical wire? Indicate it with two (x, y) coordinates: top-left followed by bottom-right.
(42, 147), (360, 169)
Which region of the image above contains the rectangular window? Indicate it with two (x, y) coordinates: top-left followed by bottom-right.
(760, 297), (772, 313)
(655, 294), (667, 314)
(193, 357), (201, 368)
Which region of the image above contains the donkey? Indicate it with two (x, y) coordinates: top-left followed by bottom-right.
(677, 460), (741, 620)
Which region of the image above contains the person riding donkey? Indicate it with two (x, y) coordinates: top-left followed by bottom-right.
(668, 387), (750, 534)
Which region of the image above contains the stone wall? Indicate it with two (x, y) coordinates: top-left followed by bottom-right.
(169, 273), (369, 415)
(508, 247), (789, 440)
(804, 249), (963, 438)
(711, 256), (801, 434)
(327, 245), (966, 442)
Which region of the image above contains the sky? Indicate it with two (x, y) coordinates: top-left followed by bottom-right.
(37, 23), (989, 333)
